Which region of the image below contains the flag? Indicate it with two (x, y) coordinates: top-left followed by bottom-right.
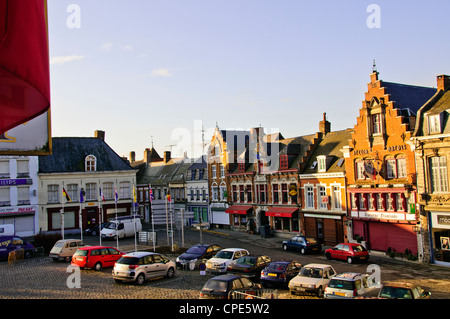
(133, 185), (136, 203)
(80, 189), (84, 203)
(166, 193), (171, 202)
(114, 186), (118, 203)
(62, 188), (71, 202)
(364, 160), (377, 180)
(149, 188), (154, 202)
(99, 187), (105, 202)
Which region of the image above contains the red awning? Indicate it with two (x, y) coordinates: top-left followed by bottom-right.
(225, 205), (252, 215)
(0, 0), (50, 134)
(265, 207), (299, 217)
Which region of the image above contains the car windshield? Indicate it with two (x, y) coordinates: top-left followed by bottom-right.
(117, 257), (141, 265)
(186, 246), (207, 255)
(305, 237), (318, 244)
(328, 279), (354, 290)
(266, 263), (287, 272)
(380, 287), (412, 299)
(105, 222), (117, 230)
(299, 267), (323, 278)
(236, 256), (256, 265)
(54, 241), (65, 248)
(203, 279), (228, 292)
(73, 250), (88, 257)
(215, 251), (233, 259)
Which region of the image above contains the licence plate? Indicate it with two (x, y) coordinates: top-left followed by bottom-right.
(334, 292), (346, 296)
(360, 256), (367, 259)
(268, 273), (277, 277)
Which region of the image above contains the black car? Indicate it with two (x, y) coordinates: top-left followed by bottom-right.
(176, 244), (222, 269)
(226, 255), (272, 280)
(199, 274), (262, 299)
(83, 223), (108, 236)
(282, 235), (322, 254)
(260, 261), (302, 287)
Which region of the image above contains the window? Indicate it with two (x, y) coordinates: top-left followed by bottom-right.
(280, 155), (288, 170)
(17, 160), (29, 177)
(85, 155), (97, 172)
(386, 159), (397, 179)
(211, 186), (218, 201)
(429, 114), (441, 134)
(332, 186), (341, 210)
(220, 164), (225, 178)
(257, 184), (267, 203)
(103, 182), (113, 200)
(281, 184), (288, 203)
(212, 165), (217, 179)
(0, 188), (9, 206)
(273, 184), (279, 204)
(67, 184), (78, 202)
(232, 185), (238, 202)
(356, 161), (365, 180)
(119, 181), (130, 198)
(306, 186), (314, 208)
(85, 183), (97, 201)
(429, 156), (449, 193)
(0, 161), (9, 178)
(191, 169), (196, 180)
(238, 162), (245, 173)
(17, 187), (30, 205)
(317, 156), (327, 173)
(397, 158), (407, 178)
(372, 113), (382, 134)
(48, 184), (59, 203)
(246, 185), (252, 202)
(219, 185), (226, 201)
(239, 185), (245, 203)
(318, 186), (327, 209)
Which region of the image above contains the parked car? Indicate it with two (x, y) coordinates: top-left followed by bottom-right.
(49, 239), (86, 262)
(325, 243), (369, 264)
(289, 263), (336, 297)
(112, 251), (176, 285)
(199, 274), (262, 299)
(260, 261), (302, 287)
(324, 272), (378, 299)
(0, 235), (35, 259)
(226, 255), (272, 280)
(176, 244), (222, 269)
(71, 246), (124, 271)
(378, 282), (431, 299)
(83, 223), (108, 236)
(282, 235), (322, 254)
(205, 248), (249, 274)
(101, 216), (142, 240)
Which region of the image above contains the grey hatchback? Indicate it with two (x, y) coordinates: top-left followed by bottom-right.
(112, 251), (176, 285)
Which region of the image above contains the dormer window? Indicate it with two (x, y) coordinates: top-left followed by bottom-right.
(428, 114), (442, 134)
(238, 161), (245, 173)
(279, 155), (288, 170)
(372, 113), (382, 134)
(317, 156), (327, 173)
(85, 155), (97, 172)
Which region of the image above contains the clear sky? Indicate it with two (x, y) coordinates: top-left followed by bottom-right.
(47, 0), (450, 160)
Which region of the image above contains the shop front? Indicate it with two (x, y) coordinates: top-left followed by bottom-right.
(429, 212), (450, 266)
(225, 205), (253, 229)
(303, 213), (344, 246)
(266, 207), (299, 233)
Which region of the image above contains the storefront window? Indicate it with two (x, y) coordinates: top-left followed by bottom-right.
(433, 229), (450, 263)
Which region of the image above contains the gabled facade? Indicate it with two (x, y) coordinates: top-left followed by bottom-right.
(300, 119), (352, 246)
(38, 131), (137, 236)
(343, 71), (436, 257)
(413, 74), (450, 265)
(186, 155), (208, 225)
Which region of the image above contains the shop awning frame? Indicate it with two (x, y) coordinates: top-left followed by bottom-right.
(225, 205), (253, 215)
(265, 207), (299, 217)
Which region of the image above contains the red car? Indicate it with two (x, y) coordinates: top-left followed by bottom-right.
(325, 243), (369, 264)
(71, 246), (124, 271)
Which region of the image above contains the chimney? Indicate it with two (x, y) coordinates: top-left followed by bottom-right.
(143, 148), (151, 164)
(164, 151), (171, 163)
(129, 151), (135, 163)
(319, 113), (331, 136)
(94, 130), (105, 141)
(437, 75), (450, 92)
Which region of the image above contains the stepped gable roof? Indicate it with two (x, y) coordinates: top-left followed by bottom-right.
(303, 129), (352, 174)
(39, 137), (133, 173)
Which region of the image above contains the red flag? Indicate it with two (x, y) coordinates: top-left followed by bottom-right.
(0, 0), (50, 134)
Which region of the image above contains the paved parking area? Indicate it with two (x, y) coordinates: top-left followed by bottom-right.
(1, 226), (450, 299)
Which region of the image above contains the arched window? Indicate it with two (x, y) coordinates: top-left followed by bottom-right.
(85, 155), (97, 172)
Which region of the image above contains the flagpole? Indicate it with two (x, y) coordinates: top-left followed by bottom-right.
(79, 183), (84, 243)
(149, 185), (155, 252)
(61, 182), (65, 240)
(98, 182), (102, 246)
(165, 194), (169, 246)
(133, 184), (137, 252)
(115, 182), (119, 250)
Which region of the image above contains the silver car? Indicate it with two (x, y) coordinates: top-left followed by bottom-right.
(112, 251), (176, 285)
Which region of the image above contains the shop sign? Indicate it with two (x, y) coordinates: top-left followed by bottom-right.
(0, 206), (35, 215)
(437, 215), (450, 227)
(357, 211), (406, 220)
(0, 178), (32, 186)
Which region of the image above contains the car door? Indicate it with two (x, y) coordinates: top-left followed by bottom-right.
(332, 244), (344, 260)
(341, 244), (351, 260)
(105, 248), (121, 267)
(152, 254), (167, 277)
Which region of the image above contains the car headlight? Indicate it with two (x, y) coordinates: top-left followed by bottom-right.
(176, 257), (180, 262)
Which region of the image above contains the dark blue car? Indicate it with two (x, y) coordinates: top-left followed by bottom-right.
(282, 235), (322, 254)
(0, 236), (35, 260)
(199, 274), (262, 299)
(260, 261), (302, 287)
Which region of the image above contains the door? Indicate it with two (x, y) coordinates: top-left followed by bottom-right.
(317, 219), (324, 244)
(152, 254), (167, 277)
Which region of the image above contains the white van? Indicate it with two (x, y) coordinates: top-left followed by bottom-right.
(49, 239), (86, 262)
(0, 224), (14, 236)
(101, 216), (142, 240)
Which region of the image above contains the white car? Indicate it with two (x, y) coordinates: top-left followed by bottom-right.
(288, 263), (336, 297)
(205, 248), (249, 274)
(112, 251), (176, 285)
(324, 272), (378, 299)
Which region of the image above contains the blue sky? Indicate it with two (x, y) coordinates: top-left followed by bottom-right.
(47, 0), (450, 160)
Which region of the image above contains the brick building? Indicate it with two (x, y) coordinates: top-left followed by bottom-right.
(343, 70), (436, 256)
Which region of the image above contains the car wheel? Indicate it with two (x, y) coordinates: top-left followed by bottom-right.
(94, 262), (102, 271)
(92, 230), (97, 236)
(316, 286), (323, 297)
(300, 248), (306, 255)
(24, 250), (33, 259)
(64, 256), (71, 262)
(135, 273), (145, 285)
(326, 252), (332, 260)
(166, 267), (175, 278)
(283, 244), (288, 251)
(347, 257), (353, 264)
